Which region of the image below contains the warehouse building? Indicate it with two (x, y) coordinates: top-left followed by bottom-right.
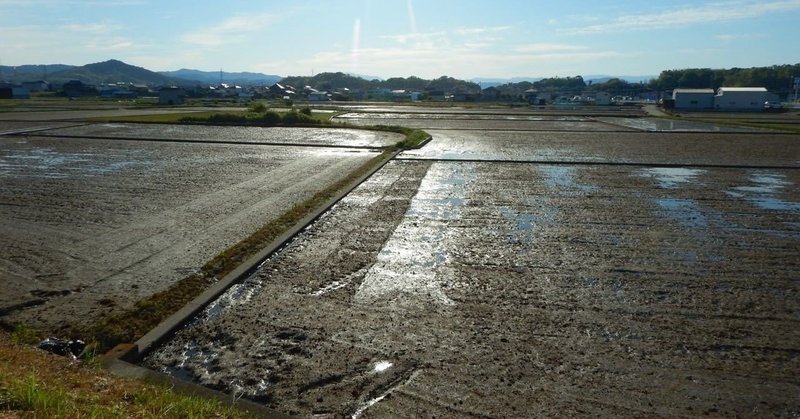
(714, 87), (767, 111)
(672, 88), (714, 109)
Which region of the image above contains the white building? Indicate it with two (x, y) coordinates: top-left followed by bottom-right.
(308, 91), (329, 101)
(672, 88), (714, 109)
(714, 87), (767, 111)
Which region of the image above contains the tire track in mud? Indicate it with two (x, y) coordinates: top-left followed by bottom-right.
(143, 160), (433, 416)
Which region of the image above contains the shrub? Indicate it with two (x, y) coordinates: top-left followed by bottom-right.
(257, 111), (282, 125)
(282, 111), (318, 125)
(300, 107), (312, 116)
(248, 102), (267, 114)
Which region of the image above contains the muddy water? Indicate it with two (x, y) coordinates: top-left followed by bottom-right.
(596, 117), (774, 132)
(0, 135), (380, 334)
(45, 123), (402, 148)
(145, 158), (800, 417)
(400, 129), (800, 166)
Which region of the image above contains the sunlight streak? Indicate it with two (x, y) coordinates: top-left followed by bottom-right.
(406, 0), (417, 33)
(350, 18), (361, 74)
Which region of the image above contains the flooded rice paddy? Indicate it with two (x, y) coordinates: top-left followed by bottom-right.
(46, 123), (402, 148)
(0, 128), (379, 335)
(596, 117), (775, 132)
(143, 109), (800, 417)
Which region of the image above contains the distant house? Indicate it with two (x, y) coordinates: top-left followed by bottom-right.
(158, 87), (185, 105)
(0, 83), (32, 99)
(672, 88), (714, 109)
(62, 80), (97, 98)
(524, 89), (547, 105)
(308, 91), (329, 101)
(481, 86), (500, 101)
(714, 87), (767, 111)
(21, 80), (50, 92)
(426, 90), (446, 101)
(595, 92), (612, 106)
(129, 83), (151, 95)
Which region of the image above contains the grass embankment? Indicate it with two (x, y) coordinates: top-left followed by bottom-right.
(694, 118), (800, 134)
(96, 107), (431, 149)
(84, 112), (427, 347)
(87, 151), (395, 351)
(0, 331), (254, 418)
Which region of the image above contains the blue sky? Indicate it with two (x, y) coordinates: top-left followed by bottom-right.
(1, 0), (798, 79)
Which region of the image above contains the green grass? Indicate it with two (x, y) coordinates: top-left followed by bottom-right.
(0, 333), (255, 418)
(694, 118), (800, 134)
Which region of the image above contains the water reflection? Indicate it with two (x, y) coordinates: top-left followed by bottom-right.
(599, 117), (769, 132)
(355, 163), (474, 306)
(638, 167), (705, 189)
(727, 172), (800, 212)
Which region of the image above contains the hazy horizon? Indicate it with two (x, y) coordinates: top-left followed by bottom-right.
(2, 0), (799, 79)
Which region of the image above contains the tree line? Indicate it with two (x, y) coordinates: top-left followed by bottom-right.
(490, 64), (800, 98)
(279, 72), (480, 93)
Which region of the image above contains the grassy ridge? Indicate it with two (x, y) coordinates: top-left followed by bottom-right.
(87, 151), (394, 350)
(0, 332), (254, 418)
(694, 118), (800, 134)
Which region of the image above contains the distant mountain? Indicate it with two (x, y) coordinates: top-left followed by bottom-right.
(160, 68), (282, 86)
(43, 59), (188, 85)
(0, 64), (76, 82)
(347, 73), (384, 82)
(584, 74), (656, 85)
(471, 77), (543, 88)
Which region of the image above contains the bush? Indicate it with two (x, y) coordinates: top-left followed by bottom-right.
(300, 107), (312, 116)
(248, 102), (267, 113)
(207, 113), (247, 124)
(257, 111), (282, 125)
(282, 111), (318, 125)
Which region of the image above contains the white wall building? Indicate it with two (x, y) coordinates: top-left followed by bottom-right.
(672, 88), (714, 109)
(714, 87), (767, 111)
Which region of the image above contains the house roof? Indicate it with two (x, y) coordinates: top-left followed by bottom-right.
(673, 88), (714, 94)
(717, 87), (768, 93)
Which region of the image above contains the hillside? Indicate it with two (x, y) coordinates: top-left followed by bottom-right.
(160, 69), (282, 86)
(45, 60), (188, 85)
(0, 64), (76, 82)
(280, 72), (481, 93)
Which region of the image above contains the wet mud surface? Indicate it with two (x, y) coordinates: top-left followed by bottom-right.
(334, 114), (629, 131)
(0, 121), (86, 135)
(45, 123), (402, 148)
(401, 129), (800, 166)
(0, 133), (378, 333)
(595, 117), (778, 132)
(146, 110), (800, 417)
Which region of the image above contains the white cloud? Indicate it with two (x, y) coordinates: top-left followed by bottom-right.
(562, 0), (800, 34)
(298, 42), (627, 79)
(380, 31), (447, 45)
(179, 12), (278, 47)
(514, 43), (588, 53)
(455, 26), (511, 36)
(61, 22), (121, 34)
(715, 33), (764, 41)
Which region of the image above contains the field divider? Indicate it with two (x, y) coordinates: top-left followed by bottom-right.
(115, 149), (400, 363)
(11, 132), (385, 150)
